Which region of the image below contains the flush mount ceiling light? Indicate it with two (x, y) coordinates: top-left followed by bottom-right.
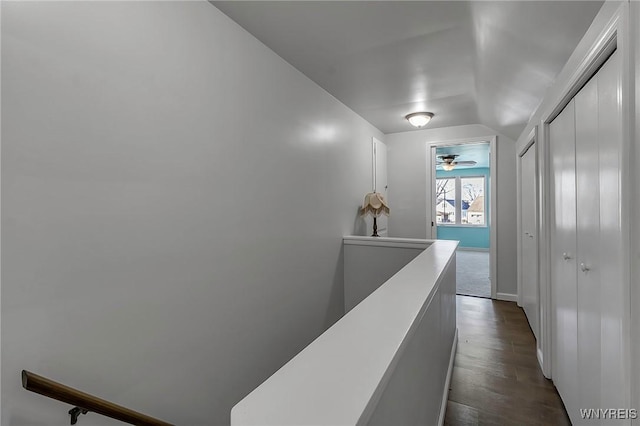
(405, 112), (434, 128)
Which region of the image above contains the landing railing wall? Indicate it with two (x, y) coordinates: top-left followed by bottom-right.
(231, 237), (458, 426)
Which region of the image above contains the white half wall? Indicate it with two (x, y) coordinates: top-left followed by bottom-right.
(1, 2), (384, 425)
(343, 236), (430, 312)
(231, 240), (458, 426)
(385, 124), (517, 296)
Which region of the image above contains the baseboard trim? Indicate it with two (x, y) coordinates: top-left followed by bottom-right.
(496, 292), (518, 302)
(456, 247), (489, 252)
(438, 328), (458, 426)
(536, 347), (546, 375)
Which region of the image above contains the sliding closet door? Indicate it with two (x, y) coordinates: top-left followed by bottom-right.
(551, 49), (625, 423)
(550, 99), (578, 422)
(575, 66), (602, 414)
(596, 51), (625, 411)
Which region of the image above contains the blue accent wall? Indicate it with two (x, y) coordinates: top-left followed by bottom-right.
(436, 167), (490, 249)
(436, 226), (489, 249)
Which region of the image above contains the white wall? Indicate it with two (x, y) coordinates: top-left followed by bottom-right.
(385, 124), (517, 295)
(634, 1), (640, 415)
(1, 2), (384, 425)
(514, 2), (625, 153)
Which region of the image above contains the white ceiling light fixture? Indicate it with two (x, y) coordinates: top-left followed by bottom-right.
(405, 112), (434, 128)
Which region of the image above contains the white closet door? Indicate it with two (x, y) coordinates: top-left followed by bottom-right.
(520, 144), (538, 339)
(596, 51), (626, 413)
(575, 68), (602, 416)
(550, 49), (625, 424)
(550, 99), (578, 423)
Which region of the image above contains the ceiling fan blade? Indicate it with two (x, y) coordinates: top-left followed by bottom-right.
(454, 161), (477, 166)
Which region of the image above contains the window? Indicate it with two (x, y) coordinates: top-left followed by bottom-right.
(435, 178), (456, 223)
(436, 176), (485, 226)
(461, 177), (485, 225)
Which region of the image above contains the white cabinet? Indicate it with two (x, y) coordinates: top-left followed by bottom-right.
(550, 50), (627, 424)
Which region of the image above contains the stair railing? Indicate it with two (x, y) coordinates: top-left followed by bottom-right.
(22, 370), (173, 425)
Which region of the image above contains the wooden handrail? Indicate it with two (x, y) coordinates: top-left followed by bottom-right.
(22, 370), (174, 426)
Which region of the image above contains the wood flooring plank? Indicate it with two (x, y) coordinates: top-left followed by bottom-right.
(444, 296), (570, 425)
(444, 401), (479, 426)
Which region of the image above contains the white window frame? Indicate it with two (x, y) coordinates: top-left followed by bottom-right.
(436, 175), (487, 228)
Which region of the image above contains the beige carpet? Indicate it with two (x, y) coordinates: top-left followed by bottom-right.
(456, 250), (490, 298)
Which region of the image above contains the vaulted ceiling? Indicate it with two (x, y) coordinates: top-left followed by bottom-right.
(212, 1), (603, 140)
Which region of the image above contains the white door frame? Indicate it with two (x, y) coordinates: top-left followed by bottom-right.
(372, 137), (388, 236)
(427, 136), (498, 299)
(517, 128), (542, 365)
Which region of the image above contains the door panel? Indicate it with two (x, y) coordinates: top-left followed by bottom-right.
(575, 71), (601, 415)
(520, 143), (538, 339)
(596, 51), (625, 412)
(550, 99), (578, 423)
(550, 49), (626, 424)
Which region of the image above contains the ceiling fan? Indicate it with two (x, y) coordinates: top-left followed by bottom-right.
(437, 154), (477, 171)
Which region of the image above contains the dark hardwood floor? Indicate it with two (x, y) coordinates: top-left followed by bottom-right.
(444, 295), (571, 425)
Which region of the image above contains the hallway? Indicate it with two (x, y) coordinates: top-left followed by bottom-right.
(444, 296), (570, 425)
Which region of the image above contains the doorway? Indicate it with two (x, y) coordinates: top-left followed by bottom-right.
(429, 138), (497, 299)
(518, 137), (538, 339)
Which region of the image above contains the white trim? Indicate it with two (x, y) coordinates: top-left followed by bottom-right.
(517, 127), (537, 308)
(489, 137), (498, 300)
(537, 347), (544, 372)
(496, 293), (518, 303)
(343, 236), (433, 250)
(454, 175), (461, 224)
(427, 136), (498, 300)
(544, 21), (618, 124)
(456, 247), (489, 253)
(436, 224), (488, 229)
(372, 137), (378, 192)
(539, 115), (554, 380)
(428, 146), (438, 239)
(618, 3), (634, 416)
(437, 328), (458, 426)
(630, 1), (640, 421)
